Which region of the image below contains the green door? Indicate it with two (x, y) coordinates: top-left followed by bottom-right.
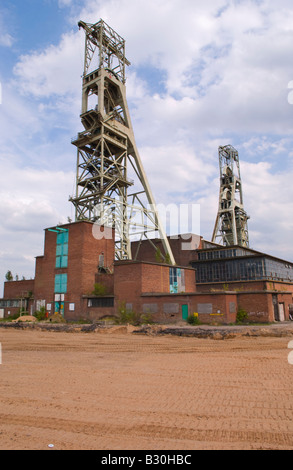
(182, 304), (188, 321)
(54, 301), (65, 317)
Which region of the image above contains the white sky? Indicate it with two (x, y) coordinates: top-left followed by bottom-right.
(0, 0), (293, 294)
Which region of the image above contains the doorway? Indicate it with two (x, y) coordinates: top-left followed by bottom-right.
(272, 295), (285, 322)
(272, 294), (279, 321)
(278, 303), (285, 322)
(182, 304), (188, 321)
(54, 301), (65, 317)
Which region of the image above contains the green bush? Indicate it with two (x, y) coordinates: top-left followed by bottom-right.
(236, 308), (248, 324)
(34, 306), (46, 322)
(187, 314), (201, 325)
(140, 313), (154, 325)
(92, 283), (107, 296)
(115, 302), (153, 325)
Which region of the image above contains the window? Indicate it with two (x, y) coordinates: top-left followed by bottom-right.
(54, 274), (67, 293)
(265, 258), (293, 281)
(0, 299), (20, 308)
(56, 230), (68, 268)
(88, 297), (114, 307)
(169, 268), (185, 293)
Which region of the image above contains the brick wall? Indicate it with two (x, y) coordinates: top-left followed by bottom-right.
(265, 281), (293, 294)
(34, 228), (57, 301)
(1, 278), (35, 318)
(115, 261), (196, 296)
(33, 221), (115, 320)
(197, 280), (293, 322)
(192, 293), (237, 324)
(138, 292), (237, 324)
(94, 272), (114, 295)
(114, 260), (237, 324)
(185, 269), (196, 292)
(237, 292), (273, 322)
(114, 262), (142, 313)
(141, 263), (169, 293)
(131, 234), (202, 266)
(197, 280), (268, 292)
(4, 279), (35, 299)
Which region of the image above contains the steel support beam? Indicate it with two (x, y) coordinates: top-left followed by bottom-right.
(212, 145), (250, 247)
(70, 19), (175, 264)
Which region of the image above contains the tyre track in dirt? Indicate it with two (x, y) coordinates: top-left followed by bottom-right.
(1, 329), (293, 450)
(1, 412), (293, 450)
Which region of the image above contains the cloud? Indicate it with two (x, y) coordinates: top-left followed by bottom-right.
(0, 160), (75, 293)
(13, 29), (84, 99)
(58, 0), (73, 7)
(0, 9), (14, 47)
(10, 1), (293, 138)
(0, 33), (13, 47)
(139, 143), (215, 202)
(0, 164), (74, 232)
(236, 161), (293, 260)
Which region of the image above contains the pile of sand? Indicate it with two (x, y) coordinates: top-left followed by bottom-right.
(13, 315), (37, 323)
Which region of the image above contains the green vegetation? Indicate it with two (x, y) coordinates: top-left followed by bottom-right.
(186, 314), (201, 326)
(155, 248), (172, 264)
(164, 253), (172, 265)
(236, 308), (248, 324)
(5, 270), (13, 281)
(92, 282), (107, 296)
(155, 247), (164, 263)
(115, 302), (153, 326)
(34, 306), (47, 322)
(0, 312), (20, 322)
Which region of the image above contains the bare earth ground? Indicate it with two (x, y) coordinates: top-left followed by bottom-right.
(0, 326), (293, 450)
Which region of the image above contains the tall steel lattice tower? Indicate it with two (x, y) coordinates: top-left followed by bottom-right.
(70, 19), (175, 264)
(212, 145), (250, 247)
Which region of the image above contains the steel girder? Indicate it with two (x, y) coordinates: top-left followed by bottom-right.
(70, 20), (175, 264)
(212, 145), (250, 247)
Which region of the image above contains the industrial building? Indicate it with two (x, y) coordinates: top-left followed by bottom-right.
(1, 223), (293, 323)
(1, 19), (293, 324)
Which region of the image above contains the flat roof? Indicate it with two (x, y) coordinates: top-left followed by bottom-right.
(194, 244), (293, 267)
(114, 259), (195, 270)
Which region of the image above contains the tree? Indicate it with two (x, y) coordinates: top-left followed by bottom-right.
(5, 270), (13, 281)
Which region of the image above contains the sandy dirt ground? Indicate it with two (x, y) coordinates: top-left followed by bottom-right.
(0, 327), (293, 450)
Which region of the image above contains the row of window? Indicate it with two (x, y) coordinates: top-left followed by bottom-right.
(265, 259), (293, 282)
(198, 248), (254, 261)
(55, 230), (69, 269)
(0, 299), (21, 307)
(54, 273), (67, 293)
(54, 230), (69, 292)
(194, 257), (293, 283)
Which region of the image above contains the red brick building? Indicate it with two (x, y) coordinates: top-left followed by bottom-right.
(1, 221), (293, 324)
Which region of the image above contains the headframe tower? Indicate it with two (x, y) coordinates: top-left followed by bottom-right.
(212, 145), (250, 247)
(70, 19), (175, 264)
